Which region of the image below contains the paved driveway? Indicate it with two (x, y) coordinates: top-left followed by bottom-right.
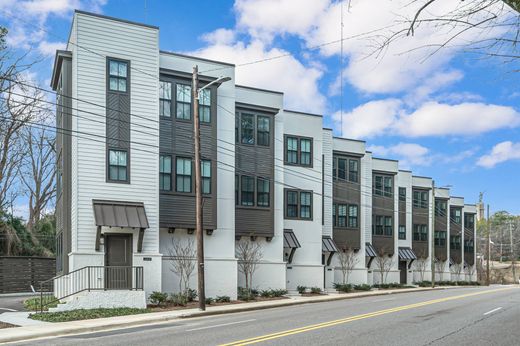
(0, 296), (33, 315)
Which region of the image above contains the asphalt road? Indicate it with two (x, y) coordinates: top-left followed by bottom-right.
(8, 286), (520, 346)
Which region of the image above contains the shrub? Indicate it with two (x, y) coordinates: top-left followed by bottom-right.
(272, 289), (288, 297)
(310, 287), (322, 294)
(260, 289), (288, 298)
(205, 297), (215, 305)
(353, 284), (371, 291)
(216, 295), (231, 303)
(149, 291), (168, 306)
(29, 308), (149, 322)
(333, 283), (352, 293)
(169, 293), (187, 306)
(24, 296), (59, 311)
(238, 287), (257, 301)
(296, 285), (307, 294)
(185, 288), (198, 302)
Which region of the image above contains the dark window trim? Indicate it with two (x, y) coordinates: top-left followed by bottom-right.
(373, 174), (393, 198)
(107, 57), (130, 94)
(413, 224), (428, 242)
(283, 134), (314, 168)
(332, 154), (360, 184)
(235, 174), (273, 210)
(106, 148), (130, 184)
(284, 188), (313, 221)
(398, 225), (406, 240)
(332, 202), (359, 230)
(235, 109), (274, 148)
(175, 156), (193, 193)
(159, 153), (172, 191)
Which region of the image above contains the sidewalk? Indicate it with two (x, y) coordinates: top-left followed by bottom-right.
(0, 286), (457, 344)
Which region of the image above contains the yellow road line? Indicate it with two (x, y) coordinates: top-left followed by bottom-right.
(220, 287), (515, 346)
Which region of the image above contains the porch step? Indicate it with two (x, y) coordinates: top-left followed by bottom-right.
(45, 290), (146, 312)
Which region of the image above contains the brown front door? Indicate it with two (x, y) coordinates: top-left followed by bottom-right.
(399, 260), (407, 284)
(105, 234), (132, 289)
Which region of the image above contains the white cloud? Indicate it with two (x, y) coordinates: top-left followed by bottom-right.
(477, 141), (520, 168)
(38, 40), (66, 56)
(201, 28), (236, 45)
(368, 142), (431, 169)
(190, 40), (326, 113)
(333, 99), (402, 138)
(335, 99), (520, 139)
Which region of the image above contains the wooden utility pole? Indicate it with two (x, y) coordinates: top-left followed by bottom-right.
(510, 219), (516, 283)
(431, 180), (435, 288)
(192, 65), (206, 310)
(486, 204), (490, 286)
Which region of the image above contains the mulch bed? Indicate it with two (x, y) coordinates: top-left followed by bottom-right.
(300, 293), (327, 297)
(0, 322), (16, 329)
(148, 296), (288, 311)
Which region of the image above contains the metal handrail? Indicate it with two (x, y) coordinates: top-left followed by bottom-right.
(38, 266), (144, 313)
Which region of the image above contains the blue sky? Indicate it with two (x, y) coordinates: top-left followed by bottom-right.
(0, 0), (518, 215)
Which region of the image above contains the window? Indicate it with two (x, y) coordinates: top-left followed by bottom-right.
(413, 191), (420, 208)
(384, 216), (393, 236)
(413, 224), (428, 241)
(176, 84), (191, 120)
(257, 116), (270, 146)
(398, 225), (406, 240)
(383, 176), (393, 198)
(336, 158), (347, 180)
(435, 200), (447, 216)
(286, 190), (298, 218)
(241, 176), (255, 206)
(420, 191), (428, 208)
(374, 175), (383, 196)
(235, 175), (239, 205)
(300, 192), (312, 219)
(198, 88), (211, 123)
(373, 216), (384, 235)
(348, 159), (358, 183)
(257, 178), (270, 207)
(348, 205), (358, 228)
(451, 208), (462, 224)
(286, 137), (298, 164)
(434, 231), (447, 246)
(464, 239), (474, 252)
(108, 59), (127, 92)
(241, 113), (254, 144)
(285, 136), (312, 166)
(201, 160), (211, 194)
(235, 114), (239, 143)
(159, 155), (172, 191)
(108, 150), (128, 181)
(300, 139), (311, 166)
(176, 157), (192, 192)
(337, 204), (347, 227)
(464, 213), (475, 229)
(413, 190), (428, 208)
(451, 235), (461, 250)
(333, 205), (336, 227)
(399, 187), (406, 202)
(159, 81), (172, 117)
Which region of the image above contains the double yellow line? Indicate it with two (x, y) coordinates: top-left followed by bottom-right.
(220, 287), (515, 346)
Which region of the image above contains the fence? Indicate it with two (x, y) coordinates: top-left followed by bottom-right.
(0, 256), (55, 293)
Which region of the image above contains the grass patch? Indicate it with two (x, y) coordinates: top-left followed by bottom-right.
(24, 296), (59, 311)
(29, 308), (150, 322)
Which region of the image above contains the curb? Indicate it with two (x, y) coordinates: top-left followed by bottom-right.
(0, 286), (473, 344)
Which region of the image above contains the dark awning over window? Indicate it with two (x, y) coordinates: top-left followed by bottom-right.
(322, 236), (339, 253)
(283, 229), (301, 249)
(365, 242), (377, 257)
(93, 200), (149, 229)
(398, 247), (417, 260)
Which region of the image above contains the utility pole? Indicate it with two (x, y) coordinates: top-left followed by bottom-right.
(510, 219), (516, 283)
(431, 180), (435, 288)
(486, 204), (490, 286)
(192, 65), (206, 311)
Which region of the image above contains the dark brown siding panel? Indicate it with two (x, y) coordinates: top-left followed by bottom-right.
(450, 207), (463, 264)
(398, 201), (405, 226)
(412, 188), (430, 259)
(372, 173), (395, 256)
(434, 198), (448, 261)
(236, 207), (274, 237)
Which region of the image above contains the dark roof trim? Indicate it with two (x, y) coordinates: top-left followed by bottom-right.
(322, 236), (339, 253)
(50, 50), (72, 90)
(284, 109), (323, 118)
(332, 136), (366, 143)
(412, 186), (432, 190)
(236, 102), (280, 115)
(412, 175), (433, 179)
(159, 68), (222, 84)
(333, 150), (365, 158)
(464, 203), (476, 207)
(75, 10), (159, 30)
(450, 196), (465, 199)
(399, 169), (412, 173)
(160, 50), (235, 67)
(93, 200), (149, 229)
(236, 84), (284, 95)
(435, 196), (449, 200)
(365, 243), (377, 257)
(373, 157), (399, 162)
(283, 229), (301, 249)
(323, 127), (333, 131)
(373, 169), (397, 176)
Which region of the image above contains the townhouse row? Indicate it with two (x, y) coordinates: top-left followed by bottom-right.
(52, 11), (477, 302)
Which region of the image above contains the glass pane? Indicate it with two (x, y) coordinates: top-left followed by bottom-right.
(301, 139), (310, 153)
(300, 192), (311, 206)
(109, 150), (118, 165)
(160, 81), (171, 99)
(109, 60), (118, 76)
(118, 78), (126, 92)
(203, 178), (211, 194)
(118, 62), (127, 77)
(241, 114), (254, 144)
(118, 167), (127, 181)
(200, 106), (210, 123)
(200, 89), (211, 105)
(109, 77), (118, 91)
(287, 137), (298, 151)
(119, 151), (127, 165)
(109, 166), (118, 180)
(287, 191), (297, 204)
(201, 160), (211, 177)
(176, 84), (191, 103)
(338, 205), (347, 216)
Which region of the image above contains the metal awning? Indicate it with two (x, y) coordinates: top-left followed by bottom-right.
(365, 243), (377, 257)
(93, 200), (149, 252)
(283, 229), (301, 249)
(322, 236), (339, 253)
(398, 247), (417, 260)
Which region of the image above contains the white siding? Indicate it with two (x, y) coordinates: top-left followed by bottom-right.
(322, 129), (333, 237)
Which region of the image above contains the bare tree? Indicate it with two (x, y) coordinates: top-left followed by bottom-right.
(374, 248), (394, 284)
(465, 263), (476, 281)
(450, 262), (463, 281)
(167, 238), (196, 297)
(236, 238), (263, 292)
(337, 248), (359, 284)
(435, 260), (445, 281)
(21, 125), (56, 232)
(414, 258), (429, 282)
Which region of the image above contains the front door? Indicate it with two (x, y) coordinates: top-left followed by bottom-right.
(399, 260), (407, 284)
(105, 234), (132, 289)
